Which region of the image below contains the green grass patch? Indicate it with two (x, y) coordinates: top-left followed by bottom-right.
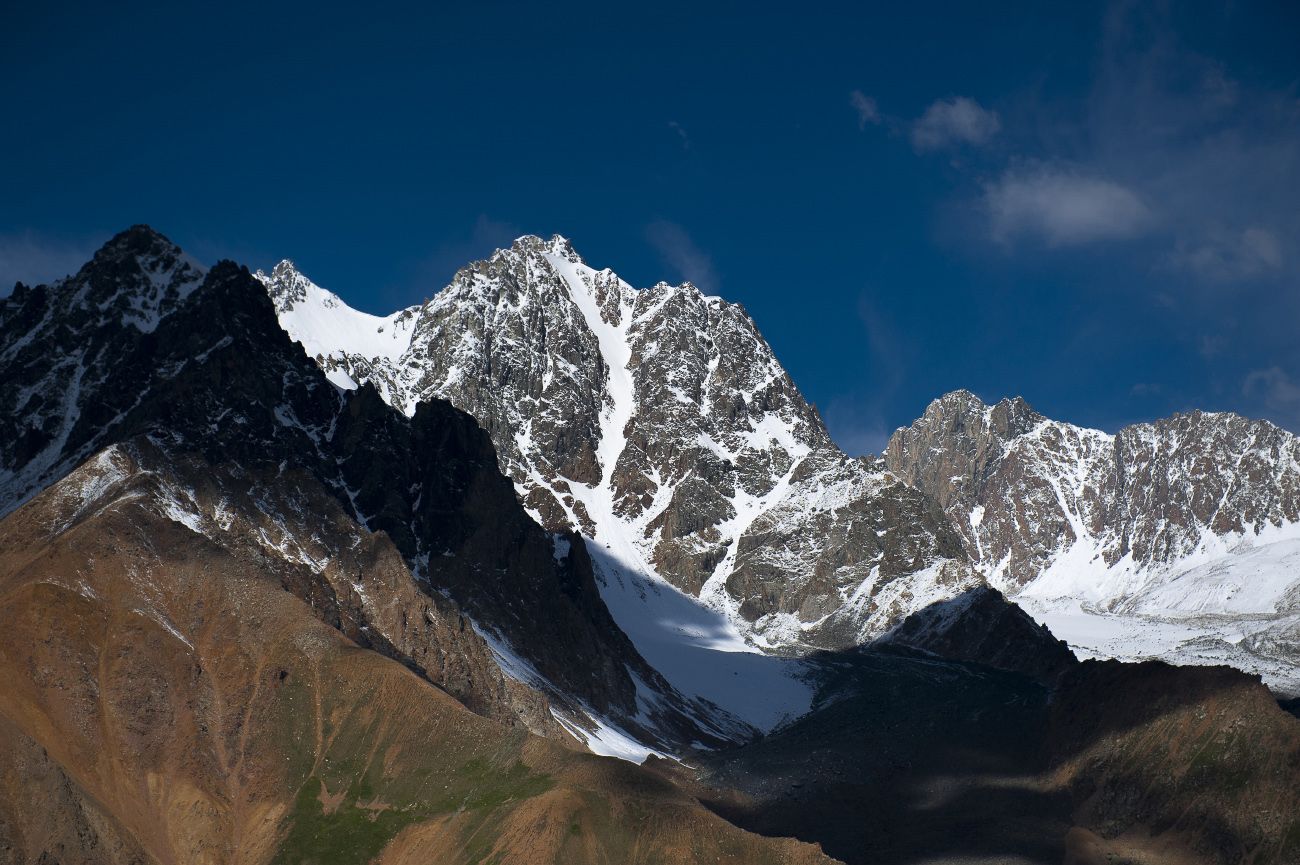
(272, 752), (554, 864)
(272, 777), (422, 865)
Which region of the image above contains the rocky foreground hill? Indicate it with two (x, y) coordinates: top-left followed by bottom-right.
(0, 446), (829, 865)
(2, 226), (1299, 864)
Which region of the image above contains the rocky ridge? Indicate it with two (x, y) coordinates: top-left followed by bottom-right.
(0, 226), (746, 756)
(885, 389), (1300, 693)
(258, 238), (978, 651)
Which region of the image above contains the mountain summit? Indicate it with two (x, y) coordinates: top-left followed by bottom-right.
(887, 389), (1300, 693)
(263, 241), (1300, 697)
(256, 236), (979, 655)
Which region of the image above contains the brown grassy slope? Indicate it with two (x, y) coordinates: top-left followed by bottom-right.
(1048, 659), (1300, 865)
(0, 460), (834, 865)
(685, 645), (1300, 865)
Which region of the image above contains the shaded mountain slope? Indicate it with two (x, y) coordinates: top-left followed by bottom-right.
(683, 603), (1300, 865)
(0, 460), (833, 865)
(0, 225), (746, 754)
(882, 584), (1078, 685)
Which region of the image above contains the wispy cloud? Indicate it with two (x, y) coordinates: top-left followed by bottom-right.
(0, 230), (96, 295)
(969, 5), (1299, 283)
(1168, 226), (1283, 283)
(824, 296), (909, 457)
(1084, 7), (1300, 285)
(984, 163), (1154, 246)
(849, 90), (880, 130)
(823, 399), (893, 457)
(667, 120), (690, 150)
(1244, 367), (1300, 410)
(644, 220), (717, 292)
(1243, 366), (1300, 430)
(911, 97), (1000, 152)
(404, 214), (521, 304)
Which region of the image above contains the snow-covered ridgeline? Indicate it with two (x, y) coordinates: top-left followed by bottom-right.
(258, 237), (976, 658)
(258, 238), (825, 744)
(887, 389), (1300, 695)
(256, 261), (417, 391)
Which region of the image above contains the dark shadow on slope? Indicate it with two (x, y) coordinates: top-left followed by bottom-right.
(687, 588), (1300, 865)
(693, 645), (1071, 865)
(0, 225), (730, 752)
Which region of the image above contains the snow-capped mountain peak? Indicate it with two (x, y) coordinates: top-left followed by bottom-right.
(259, 238), (978, 662)
(887, 389), (1300, 695)
(253, 260), (418, 391)
(258, 241), (1300, 697)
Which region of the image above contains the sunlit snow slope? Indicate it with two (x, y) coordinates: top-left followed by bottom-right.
(255, 237), (979, 731)
(887, 390), (1300, 696)
(259, 241), (1300, 699)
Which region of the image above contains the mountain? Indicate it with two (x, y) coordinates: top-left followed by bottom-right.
(886, 389), (1300, 695)
(0, 226), (758, 761)
(257, 238), (978, 661)
(5, 224), (1300, 864)
(257, 238), (1300, 700)
(685, 647), (1300, 865)
(0, 445), (832, 865)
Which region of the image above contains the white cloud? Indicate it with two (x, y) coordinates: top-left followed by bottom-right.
(911, 97), (1000, 151)
(1169, 226), (1283, 283)
(667, 120), (690, 150)
(0, 231), (95, 295)
(849, 90), (880, 129)
(418, 214), (521, 290)
(983, 165), (1154, 246)
(645, 220), (717, 292)
(1244, 367), (1300, 412)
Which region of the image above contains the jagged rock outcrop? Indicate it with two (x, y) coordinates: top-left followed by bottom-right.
(259, 238), (978, 649)
(885, 389), (1300, 592)
(885, 389), (1300, 694)
(0, 226), (744, 753)
(882, 585), (1077, 685)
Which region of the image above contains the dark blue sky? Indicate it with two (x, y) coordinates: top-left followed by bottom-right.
(3, 2), (1298, 452)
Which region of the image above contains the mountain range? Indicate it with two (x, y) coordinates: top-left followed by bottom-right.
(260, 234), (1300, 700)
(2, 226), (1298, 864)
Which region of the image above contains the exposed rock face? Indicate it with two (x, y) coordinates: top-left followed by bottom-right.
(0, 226), (743, 753)
(885, 389), (1300, 693)
(886, 389), (1300, 594)
(0, 715), (153, 865)
(882, 586), (1077, 685)
(259, 238), (978, 649)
